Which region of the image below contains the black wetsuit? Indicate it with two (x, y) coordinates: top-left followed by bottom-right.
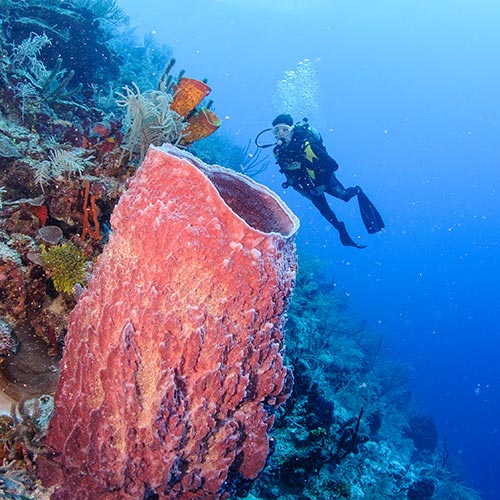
(273, 125), (363, 248)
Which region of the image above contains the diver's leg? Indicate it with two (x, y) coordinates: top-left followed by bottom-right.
(325, 175), (360, 202)
(310, 195), (340, 228)
(310, 195), (365, 248)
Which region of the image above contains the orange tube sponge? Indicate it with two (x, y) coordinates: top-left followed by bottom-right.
(38, 145), (299, 499)
(180, 107), (221, 145)
(169, 78), (211, 118)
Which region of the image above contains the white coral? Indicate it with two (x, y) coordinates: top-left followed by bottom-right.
(11, 32), (51, 69)
(32, 148), (94, 190)
(116, 82), (184, 161)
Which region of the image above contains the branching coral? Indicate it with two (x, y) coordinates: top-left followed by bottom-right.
(116, 82), (184, 161)
(66, 0), (127, 24)
(433, 480), (482, 500)
(0, 396), (54, 460)
(10, 32), (51, 70)
(190, 134), (269, 177)
(47, 148), (93, 178)
(11, 33), (81, 103)
(5, 1), (122, 89)
(32, 148), (94, 190)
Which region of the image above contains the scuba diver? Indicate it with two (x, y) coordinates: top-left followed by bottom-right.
(255, 113), (384, 248)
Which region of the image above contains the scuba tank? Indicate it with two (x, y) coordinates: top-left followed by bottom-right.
(293, 117), (323, 144)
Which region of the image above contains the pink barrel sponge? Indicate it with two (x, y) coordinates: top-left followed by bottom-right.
(38, 145), (299, 499)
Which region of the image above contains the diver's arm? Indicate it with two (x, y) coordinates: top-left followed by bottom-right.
(274, 145), (299, 188)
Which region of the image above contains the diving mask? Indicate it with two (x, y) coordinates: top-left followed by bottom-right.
(272, 124), (292, 140)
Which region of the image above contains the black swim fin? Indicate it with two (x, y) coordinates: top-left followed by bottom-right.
(357, 189), (385, 234)
(338, 222), (366, 249)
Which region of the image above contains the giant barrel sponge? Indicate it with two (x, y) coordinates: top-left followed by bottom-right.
(38, 145), (299, 499)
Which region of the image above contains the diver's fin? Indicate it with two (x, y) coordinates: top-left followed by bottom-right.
(357, 189), (385, 234)
(338, 222), (366, 249)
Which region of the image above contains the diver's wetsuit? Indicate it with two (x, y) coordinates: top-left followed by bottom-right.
(273, 125), (364, 248)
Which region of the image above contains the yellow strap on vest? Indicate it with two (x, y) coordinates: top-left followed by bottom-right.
(304, 141), (318, 163)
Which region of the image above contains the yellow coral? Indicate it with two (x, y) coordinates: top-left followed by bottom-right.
(41, 242), (87, 293)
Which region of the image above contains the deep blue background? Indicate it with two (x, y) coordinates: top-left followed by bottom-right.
(118, 1), (500, 497)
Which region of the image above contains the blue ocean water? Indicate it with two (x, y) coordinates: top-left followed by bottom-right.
(117, 1), (500, 498)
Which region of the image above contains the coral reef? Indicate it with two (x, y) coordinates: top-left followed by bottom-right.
(4, 0), (124, 90)
(0, 0), (227, 414)
(246, 262), (483, 500)
(0, 395), (54, 498)
(0, 2), (483, 500)
(408, 478), (435, 500)
(37, 146), (299, 499)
